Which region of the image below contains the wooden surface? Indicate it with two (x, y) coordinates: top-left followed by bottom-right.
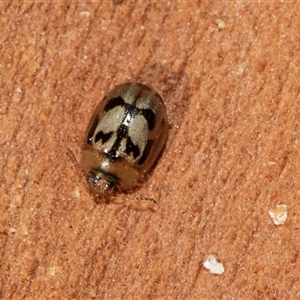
(1, 2), (300, 299)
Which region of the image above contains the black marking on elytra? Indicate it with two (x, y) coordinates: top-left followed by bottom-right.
(87, 115), (100, 144)
(101, 96), (156, 162)
(138, 139), (154, 165)
(141, 109), (156, 130)
(125, 137), (140, 159)
(106, 103), (139, 159)
(105, 95), (155, 132)
(104, 96), (125, 111)
(106, 149), (121, 162)
(117, 124), (129, 139)
(95, 131), (113, 144)
(125, 104), (139, 121)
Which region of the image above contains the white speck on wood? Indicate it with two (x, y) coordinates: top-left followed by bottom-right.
(203, 255), (225, 275)
(269, 204), (288, 225)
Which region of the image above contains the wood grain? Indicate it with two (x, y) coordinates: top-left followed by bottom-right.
(1, 2), (299, 299)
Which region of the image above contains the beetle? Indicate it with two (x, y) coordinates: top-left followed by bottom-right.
(81, 82), (169, 199)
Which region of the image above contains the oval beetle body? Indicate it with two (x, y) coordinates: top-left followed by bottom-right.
(81, 83), (169, 197)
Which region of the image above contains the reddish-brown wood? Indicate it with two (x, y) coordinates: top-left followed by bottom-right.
(1, 2), (299, 299)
